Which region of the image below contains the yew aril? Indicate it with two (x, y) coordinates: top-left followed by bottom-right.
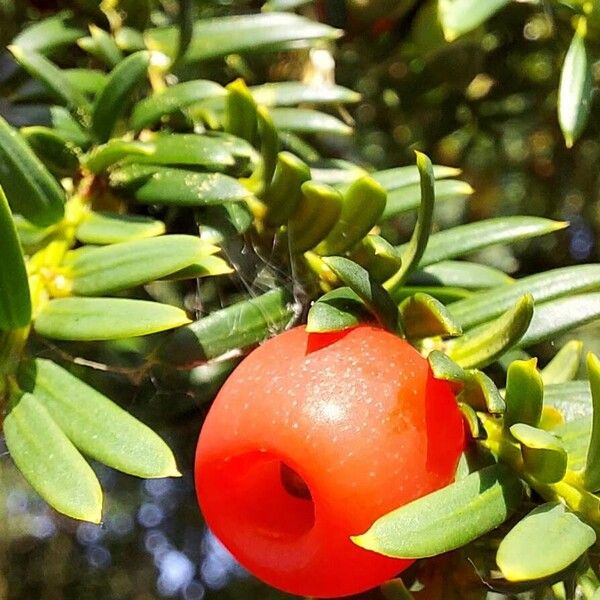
(195, 324), (465, 598)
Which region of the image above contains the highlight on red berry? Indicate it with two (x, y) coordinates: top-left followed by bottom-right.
(195, 324), (465, 597)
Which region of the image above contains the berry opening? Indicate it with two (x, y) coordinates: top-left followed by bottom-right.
(207, 451), (316, 543)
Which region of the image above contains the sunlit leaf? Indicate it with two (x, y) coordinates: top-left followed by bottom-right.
(542, 341), (583, 385)
(12, 11), (84, 55)
(144, 13), (341, 62)
(409, 261), (513, 289)
(497, 503), (595, 581)
(583, 353), (600, 492)
(76, 211), (165, 244)
(270, 108), (352, 135)
(438, 0), (510, 41)
(250, 82), (360, 107)
(399, 293), (462, 339)
(504, 359), (543, 429)
(18, 359), (180, 478)
(157, 288), (295, 365)
(558, 18), (592, 148)
(352, 464), (523, 558)
(4, 392), (102, 523)
(306, 287), (368, 333)
(34, 297), (190, 340)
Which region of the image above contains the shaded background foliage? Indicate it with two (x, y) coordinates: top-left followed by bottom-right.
(0, 0), (599, 599)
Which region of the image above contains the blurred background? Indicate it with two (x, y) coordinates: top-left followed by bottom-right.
(0, 0), (599, 598)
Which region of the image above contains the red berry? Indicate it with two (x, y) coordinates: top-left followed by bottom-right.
(195, 325), (465, 597)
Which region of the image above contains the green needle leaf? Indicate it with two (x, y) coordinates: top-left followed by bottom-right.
(18, 359), (180, 478)
(157, 288), (295, 365)
(459, 369), (505, 414)
(0, 115), (65, 226)
(438, 0), (510, 41)
(497, 503), (595, 582)
(583, 353), (600, 492)
(371, 164), (460, 191)
(404, 217), (567, 270)
(445, 295), (534, 369)
(510, 424), (567, 484)
(92, 50), (151, 142)
(409, 261), (513, 290)
(288, 182), (342, 253)
(0, 185), (31, 330)
(558, 18), (592, 148)
(4, 392), (102, 523)
(451, 265), (600, 330)
(130, 80), (226, 131)
(542, 341), (583, 385)
(504, 358), (543, 429)
(84, 139), (155, 174)
(270, 108), (352, 135)
(12, 11), (84, 55)
(110, 165), (251, 205)
(66, 235), (219, 295)
(323, 256), (400, 333)
(225, 79), (258, 144)
(427, 350), (465, 388)
(76, 211), (165, 245)
(34, 298), (191, 341)
(352, 464), (523, 558)
(385, 152), (435, 290)
(306, 287), (369, 333)
(399, 293), (462, 339)
(250, 82), (360, 107)
(350, 235), (403, 283)
(21, 126), (80, 177)
(8, 45), (91, 123)
(316, 176), (386, 256)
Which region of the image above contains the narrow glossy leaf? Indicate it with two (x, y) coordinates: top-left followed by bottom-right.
(558, 19), (592, 148)
(263, 151), (311, 226)
(21, 126), (80, 177)
(8, 46), (90, 121)
(518, 293), (600, 348)
(385, 152), (436, 290)
(66, 235), (218, 295)
(0, 186), (31, 329)
(352, 464), (523, 558)
(253, 106), (279, 188)
(110, 165), (251, 205)
(79, 24), (123, 67)
(76, 211), (165, 244)
(312, 160), (367, 186)
(121, 133), (236, 170)
(555, 416), (590, 471)
(351, 235), (402, 283)
(4, 392), (102, 523)
(115, 27), (145, 52)
(459, 402), (482, 439)
(497, 503), (595, 581)
(372, 164), (461, 191)
(427, 350), (465, 388)
(438, 0), (510, 41)
(144, 13), (341, 62)
(323, 256), (400, 333)
(450, 264), (600, 330)
(316, 176), (386, 256)
(0, 115), (64, 226)
(583, 353), (600, 492)
(50, 106), (91, 148)
(445, 295), (534, 369)
(84, 139), (155, 174)
(18, 359), (180, 478)
(510, 424), (567, 484)
(392, 285), (471, 304)
(403, 217), (567, 269)
(270, 108), (352, 135)
(545, 381), (591, 423)
(399, 293), (462, 339)
(225, 79), (258, 144)
(505, 359), (543, 429)
(200, 203), (254, 240)
(288, 182), (342, 253)
(542, 341), (583, 385)
(157, 288), (294, 365)
(92, 50), (151, 142)
(382, 179), (473, 220)
(12, 11), (84, 55)
(250, 82), (360, 107)
(130, 80), (226, 131)
(306, 287), (368, 333)
(409, 261), (513, 289)
(160, 254), (232, 280)
(459, 369), (505, 414)
(34, 298), (190, 341)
